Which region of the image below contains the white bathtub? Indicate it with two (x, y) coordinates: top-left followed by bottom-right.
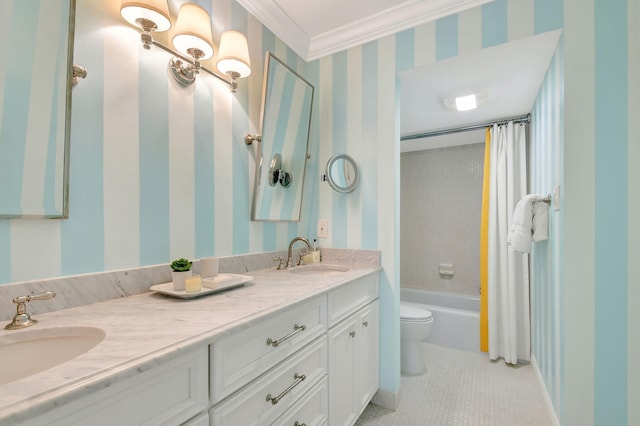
(400, 287), (480, 353)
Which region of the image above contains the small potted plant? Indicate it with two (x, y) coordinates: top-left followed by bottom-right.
(170, 258), (192, 291)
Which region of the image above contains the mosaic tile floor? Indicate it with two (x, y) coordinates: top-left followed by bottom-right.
(355, 343), (554, 426)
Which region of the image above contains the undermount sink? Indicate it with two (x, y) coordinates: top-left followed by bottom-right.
(0, 326), (105, 385)
(288, 264), (350, 275)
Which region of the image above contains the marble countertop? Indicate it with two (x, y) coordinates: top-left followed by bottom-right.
(0, 263), (380, 424)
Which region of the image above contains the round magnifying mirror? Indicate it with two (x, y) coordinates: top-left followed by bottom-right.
(268, 153), (282, 187)
(325, 154), (359, 193)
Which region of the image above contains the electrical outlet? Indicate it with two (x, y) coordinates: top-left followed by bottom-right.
(317, 219), (328, 238)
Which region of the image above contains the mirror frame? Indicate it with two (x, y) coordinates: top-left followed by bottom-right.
(251, 52), (314, 222)
(325, 154), (359, 193)
(0, 0), (75, 219)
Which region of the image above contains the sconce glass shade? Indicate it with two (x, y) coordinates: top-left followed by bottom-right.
(120, 0), (171, 32)
(172, 3), (214, 60)
(216, 31), (252, 78)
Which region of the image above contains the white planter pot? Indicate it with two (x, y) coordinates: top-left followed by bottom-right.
(171, 270), (192, 291)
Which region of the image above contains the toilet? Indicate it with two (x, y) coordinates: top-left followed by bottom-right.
(400, 302), (434, 375)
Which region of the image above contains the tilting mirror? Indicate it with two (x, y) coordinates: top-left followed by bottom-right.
(0, 0), (75, 218)
(251, 52), (314, 221)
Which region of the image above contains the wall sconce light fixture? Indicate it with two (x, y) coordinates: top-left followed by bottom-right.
(120, 0), (251, 92)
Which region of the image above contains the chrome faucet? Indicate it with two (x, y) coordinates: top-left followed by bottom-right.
(287, 237), (313, 268)
(5, 291), (56, 330)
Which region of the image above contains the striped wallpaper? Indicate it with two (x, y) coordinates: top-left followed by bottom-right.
(1, 0), (638, 424)
(0, 0), (71, 217)
(0, 0), (318, 284)
(315, 0), (638, 423)
(530, 37), (564, 420)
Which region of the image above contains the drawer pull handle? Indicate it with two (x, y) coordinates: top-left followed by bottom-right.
(266, 373), (306, 405)
(294, 422), (306, 426)
(267, 324), (306, 347)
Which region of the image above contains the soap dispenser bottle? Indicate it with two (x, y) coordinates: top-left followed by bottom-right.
(312, 239), (321, 263)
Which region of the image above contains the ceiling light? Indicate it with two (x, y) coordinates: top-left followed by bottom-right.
(455, 94), (477, 111)
(440, 89), (490, 112)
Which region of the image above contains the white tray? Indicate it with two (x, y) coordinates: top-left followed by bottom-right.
(149, 274), (253, 299)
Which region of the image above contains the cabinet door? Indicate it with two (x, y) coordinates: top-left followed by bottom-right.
(328, 316), (357, 426)
(354, 300), (379, 415)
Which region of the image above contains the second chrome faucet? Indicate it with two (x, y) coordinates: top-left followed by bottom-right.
(287, 237), (313, 268)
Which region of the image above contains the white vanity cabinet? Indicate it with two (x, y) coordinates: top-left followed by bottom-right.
(327, 276), (379, 426)
(210, 338), (327, 425)
(209, 295), (328, 425)
(208, 272), (379, 426)
(209, 296), (327, 404)
(22, 347), (209, 426)
(10, 269), (379, 426)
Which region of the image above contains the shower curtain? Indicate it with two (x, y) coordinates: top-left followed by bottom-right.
(486, 122), (530, 364)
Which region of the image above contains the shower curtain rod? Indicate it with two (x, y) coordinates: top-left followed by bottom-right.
(400, 114), (531, 141)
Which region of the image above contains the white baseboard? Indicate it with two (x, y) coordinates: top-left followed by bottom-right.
(531, 355), (561, 426)
(371, 387), (401, 410)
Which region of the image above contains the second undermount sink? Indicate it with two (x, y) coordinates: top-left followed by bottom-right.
(289, 263), (350, 276)
(0, 326), (105, 385)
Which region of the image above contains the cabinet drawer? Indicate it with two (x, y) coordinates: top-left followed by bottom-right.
(273, 376), (328, 426)
(210, 338), (327, 426)
(328, 274), (378, 326)
(211, 296), (327, 403)
(25, 348), (208, 426)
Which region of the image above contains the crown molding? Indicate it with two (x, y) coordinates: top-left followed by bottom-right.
(307, 0), (493, 61)
(238, 0), (492, 62)
(235, 0), (310, 59)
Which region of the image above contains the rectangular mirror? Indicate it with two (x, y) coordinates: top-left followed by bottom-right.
(251, 52), (314, 221)
(0, 0), (74, 218)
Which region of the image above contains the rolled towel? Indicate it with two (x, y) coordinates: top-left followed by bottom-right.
(532, 200), (549, 242)
(508, 194), (542, 253)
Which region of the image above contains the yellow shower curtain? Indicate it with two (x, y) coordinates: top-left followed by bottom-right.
(480, 128), (491, 352)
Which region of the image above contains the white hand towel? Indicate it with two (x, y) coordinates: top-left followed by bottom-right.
(508, 194), (540, 253)
(532, 200), (549, 242)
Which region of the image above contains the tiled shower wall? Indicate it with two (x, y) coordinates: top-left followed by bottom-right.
(400, 143), (484, 296)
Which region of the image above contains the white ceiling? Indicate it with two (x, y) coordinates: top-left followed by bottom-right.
(237, 1), (561, 153)
(400, 29), (562, 152)
(237, 0), (493, 61)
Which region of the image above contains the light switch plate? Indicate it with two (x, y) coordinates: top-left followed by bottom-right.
(317, 219), (328, 238)
(553, 184), (560, 211)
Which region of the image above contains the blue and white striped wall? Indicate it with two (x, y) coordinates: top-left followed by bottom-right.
(563, 0), (638, 424)
(0, 0), (318, 284)
(316, 0), (638, 423)
(530, 37), (564, 421)
(2, 0), (639, 423)
(314, 0), (567, 409)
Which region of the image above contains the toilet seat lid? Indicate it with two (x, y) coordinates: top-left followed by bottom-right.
(400, 303), (432, 321)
